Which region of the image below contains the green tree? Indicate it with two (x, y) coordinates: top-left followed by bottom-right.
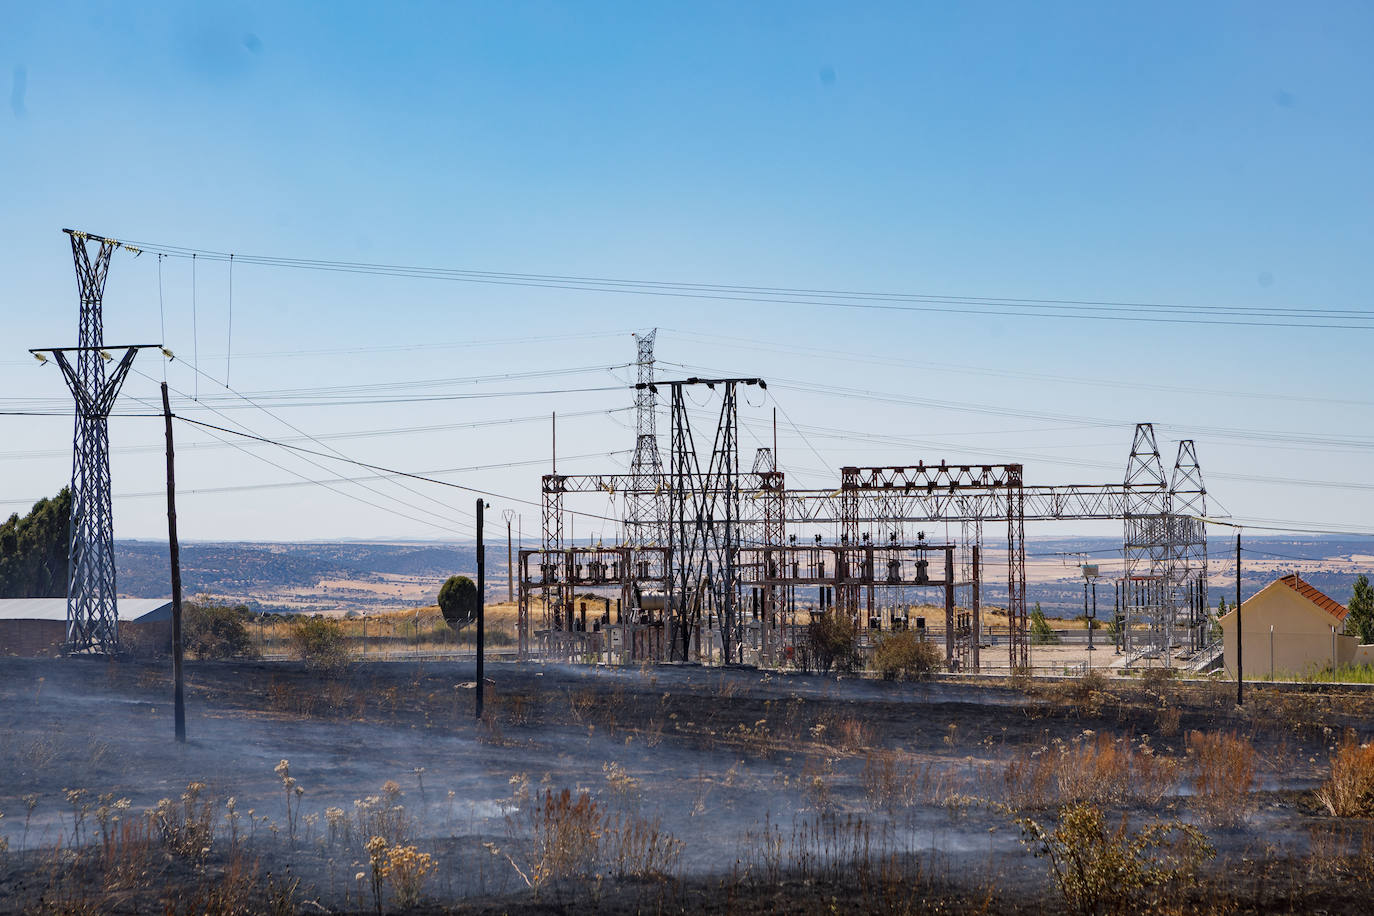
(438, 575), (479, 630)
(1030, 602), (1059, 645)
(0, 488), (71, 598)
(1348, 575), (1374, 645)
(1217, 596), (1228, 617)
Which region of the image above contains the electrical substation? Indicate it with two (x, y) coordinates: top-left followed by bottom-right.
(520, 332), (1215, 673)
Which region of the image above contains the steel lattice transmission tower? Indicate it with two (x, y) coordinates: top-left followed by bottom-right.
(625, 330), (666, 548)
(1122, 422), (1170, 662)
(50, 230), (143, 654)
(1169, 440), (1209, 651)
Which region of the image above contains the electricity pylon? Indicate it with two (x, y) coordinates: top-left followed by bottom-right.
(40, 230), (146, 653)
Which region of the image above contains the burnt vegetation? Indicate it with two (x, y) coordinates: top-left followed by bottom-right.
(3, 658), (1374, 913)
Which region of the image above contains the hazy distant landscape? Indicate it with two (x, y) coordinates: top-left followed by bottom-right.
(115, 540), (479, 613)
(114, 536), (1370, 616)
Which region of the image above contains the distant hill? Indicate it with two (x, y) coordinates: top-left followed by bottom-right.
(112, 535), (1370, 617)
(116, 541), (479, 614)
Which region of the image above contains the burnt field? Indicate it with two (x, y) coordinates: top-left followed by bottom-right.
(3, 658), (1374, 914)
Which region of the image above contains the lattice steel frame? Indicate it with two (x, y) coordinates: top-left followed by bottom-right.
(1122, 423), (1172, 663)
(625, 330), (666, 549)
(836, 463), (1028, 669)
(50, 231), (142, 654)
(536, 417), (1207, 672)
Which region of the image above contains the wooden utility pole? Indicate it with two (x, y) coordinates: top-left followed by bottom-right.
(1236, 530), (1243, 705)
(161, 382), (186, 743)
(476, 499), (486, 720)
(503, 509), (516, 603)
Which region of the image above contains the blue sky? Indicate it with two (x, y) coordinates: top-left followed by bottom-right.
(2, 1), (1371, 549)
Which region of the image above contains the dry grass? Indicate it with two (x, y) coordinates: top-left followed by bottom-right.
(1003, 732), (1179, 809)
(495, 782), (681, 893)
(1316, 729), (1374, 817)
(860, 748), (973, 811)
(1034, 670), (1113, 716)
(1185, 730), (1256, 825)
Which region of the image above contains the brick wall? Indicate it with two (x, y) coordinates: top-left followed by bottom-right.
(0, 619), (172, 657)
(0, 620), (65, 657)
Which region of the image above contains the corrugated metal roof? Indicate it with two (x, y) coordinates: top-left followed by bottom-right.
(0, 598), (173, 622)
(1277, 574), (1348, 622)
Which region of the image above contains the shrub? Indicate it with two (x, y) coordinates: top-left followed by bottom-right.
(290, 616), (351, 671)
(807, 611), (859, 673)
(1018, 801), (1214, 916)
(1316, 729), (1374, 817)
(438, 575), (479, 630)
(1031, 603), (1059, 645)
(184, 601), (256, 659)
(872, 630), (943, 680)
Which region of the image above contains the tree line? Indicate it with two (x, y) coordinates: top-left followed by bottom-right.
(0, 489), (70, 598)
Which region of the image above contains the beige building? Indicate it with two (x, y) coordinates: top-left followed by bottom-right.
(1218, 574), (1356, 678)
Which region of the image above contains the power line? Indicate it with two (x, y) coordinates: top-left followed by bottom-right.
(666, 359), (1374, 453)
(0, 448), (629, 507)
(2, 382), (631, 412)
(151, 360), (481, 531)
(125, 390), (475, 537)
(128, 371), (478, 532)
(1192, 515), (1374, 537)
(0, 407), (631, 462)
(660, 328), (1374, 410)
(173, 414), (625, 523)
(116, 237), (1374, 331)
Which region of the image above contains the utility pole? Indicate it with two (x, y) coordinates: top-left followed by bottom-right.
(1090, 580), (1097, 656)
(1236, 530), (1243, 705)
(503, 509), (516, 603)
(476, 499), (486, 720)
(161, 383), (186, 743)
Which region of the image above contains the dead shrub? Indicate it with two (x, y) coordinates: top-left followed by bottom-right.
(601, 811), (683, 878)
(832, 716), (872, 752)
(1185, 730), (1256, 825)
(871, 630), (943, 680)
(506, 787), (603, 889)
(1040, 669), (1111, 715)
(723, 718), (773, 758)
(150, 781), (215, 862)
(100, 813), (155, 890)
(1306, 821), (1374, 883)
(1018, 801), (1214, 916)
(354, 780), (410, 846)
(1140, 665), (1176, 693)
(1155, 705), (1182, 738)
(289, 616), (352, 672)
(494, 781), (682, 893)
(862, 749), (907, 810)
(1316, 729), (1374, 817)
(807, 611), (859, 674)
(1004, 733), (1179, 809)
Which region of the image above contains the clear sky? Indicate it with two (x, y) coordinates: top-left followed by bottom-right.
(2, 1), (1371, 547)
